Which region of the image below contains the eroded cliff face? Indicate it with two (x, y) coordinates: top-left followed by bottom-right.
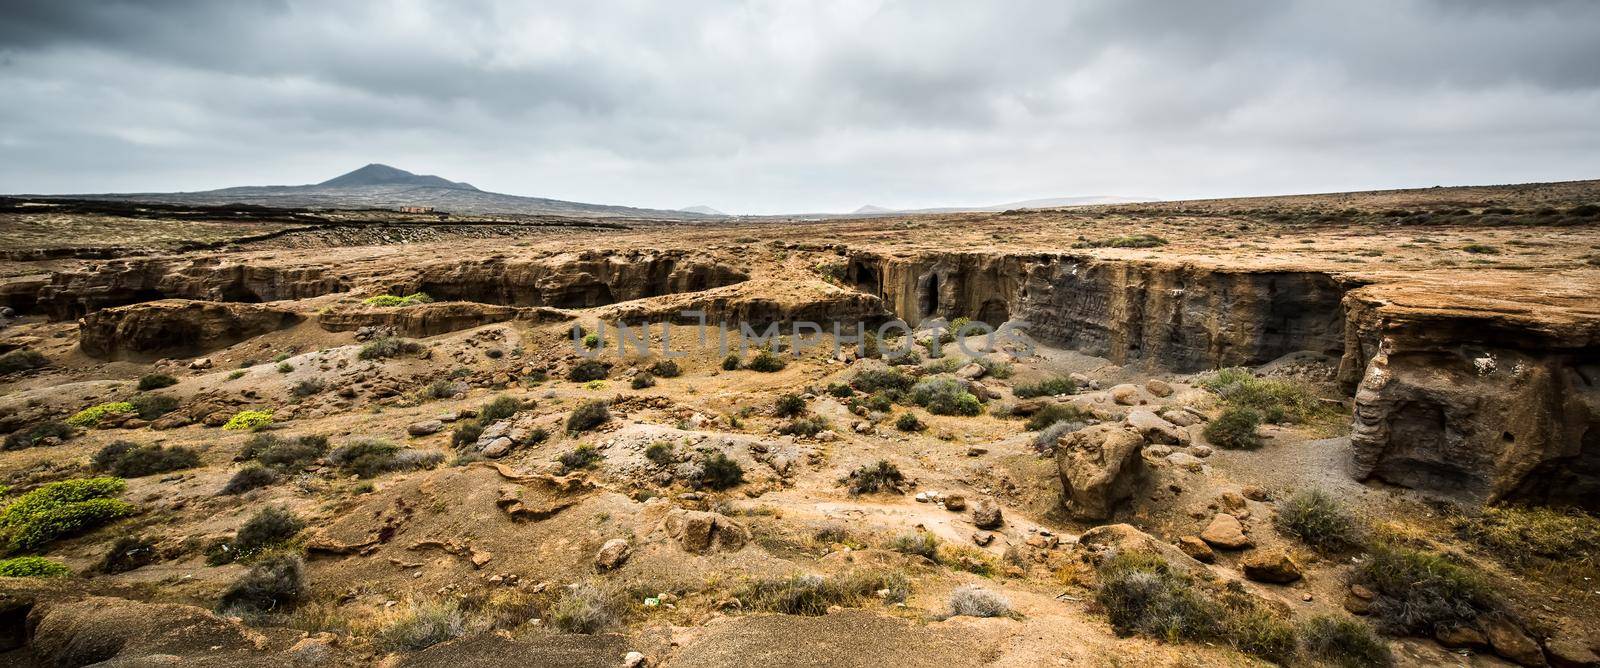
(1345, 288), (1600, 509)
(846, 251), (1349, 372)
(388, 250), (749, 309)
(79, 299), (303, 360)
(33, 257), (348, 320)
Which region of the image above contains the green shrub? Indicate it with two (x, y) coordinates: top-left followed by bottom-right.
(1352, 543), (1497, 635)
(328, 439), (442, 478)
(841, 460), (904, 495)
(909, 377), (980, 416)
(0, 477), (133, 552)
(275, 362), (294, 374)
(630, 372), (655, 390)
(948, 585), (1011, 618)
(721, 354), (741, 370)
(242, 433), (329, 470)
(1097, 551), (1221, 641)
(825, 382), (854, 398)
(3, 421), (74, 450)
(582, 333), (603, 349)
(974, 358), (1013, 379)
(1200, 368), (1324, 424)
(645, 442), (675, 466)
(222, 410), (273, 432)
(1300, 615), (1393, 668)
(1024, 403), (1093, 431)
(566, 400), (611, 434)
(888, 531), (939, 561)
(98, 535), (159, 574)
(137, 373), (178, 391)
(1014, 376), (1076, 398)
(227, 370), (246, 380)
(1204, 407), (1263, 449)
(851, 368), (913, 393)
(0, 350), (49, 374)
(778, 416), (828, 437)
(363, 292), (434, 307)
(735, 569), (909, 616)
(92, 441), (200, 478)
(698, 453), (744, 490)
(67, 402), (135, 428)
(1462, 243), (1499, 254)
(451, 422), (484, 449)
(1275, 489), (1362, 553)
(221, 464), (277, 495)
(1452, 505), (1600, 569)
(418, 378), (461, 401)
(747, 350), (787, 372)
(358, 337), (423, 360)
(290, 378), (324, 397)
(559, 445), (602, 472)
(478, 395), (523, 422)
(647, 359), (682, 378)
(0, 556), (71, 578)
(235, 506), (302, 554)
(218, 554), (303, 615)
(374, 597), (469, 651)
(129, 393), (179, 420)
(773, 393), (806, 418)
(895, 412), (924, 432)
(567, 360), (610, 382)
(1075, 234), (1169, 248)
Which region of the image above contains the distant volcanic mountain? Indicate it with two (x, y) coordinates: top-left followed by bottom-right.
(28, 164), (712, 219)
(678, 205), (727, 216)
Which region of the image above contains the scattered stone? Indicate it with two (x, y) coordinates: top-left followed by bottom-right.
(1190, 445), (1214, 458)
(595, 538), (631, 571)
(1200, 514), (1251, 550)
(1108, 384), (1140, 405)
(1434, 625), (1488, 649)
(1167, 452), (1204, 472)
(1057, 424), (1147, 521)
(943, 494), (967, 511)
(1127, 410), (1190, 446)
(1241, 485), (1270, 502)
(1344, 584), (1374, 615)
(972, 498), (1003, 529)
(955, 363), (985, 380)
(1177, 536), (1215, 563)
(663, 509), (750, 553)
(972, 531), (995, 547)
(623, 651), (650, 668)
(1545, 631), (1600, 668)
(407, 419), (443, 436)
(1144, 379), (1174, 397)
(1239, 550), (1301, 583)
(189, 357), (213, 369)
(1482, 615), (1545, 667)
(481, 437), (515, 458)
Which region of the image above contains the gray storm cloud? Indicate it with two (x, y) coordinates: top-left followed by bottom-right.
(1, 0), (1597, 214)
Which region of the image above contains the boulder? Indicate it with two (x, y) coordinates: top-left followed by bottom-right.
(1200, 514), (1251, 550)
(1344, 584), (1374, 615)
(972, 499), (1004, 529)
(1435, 625), (1489, 649)
(1108, 384), (1141, 406)
(1126, 410), (1190, 446)
(1239, 550), (1302, 583)
(1144, 379), (1174, 397)
(1177, 536), (1215, 563)
(663, 509), (750, 553)
(1055, 424), (1147, 521)
(1545, 632), (1600, 668)
(1482, 615), (1546, 667)
(79, 299), (302, 360)
(1077, 524), (1205, 574)
(408, 420), (443, 436)
(595, 538), (632, 571)
(955, 363), (985, 380)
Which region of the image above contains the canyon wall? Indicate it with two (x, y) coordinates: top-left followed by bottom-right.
(31, 258), (348, 320)
(389, 250), (749, 309)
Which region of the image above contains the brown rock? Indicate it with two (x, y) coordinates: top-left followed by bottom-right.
(971, 531), (995, 547)
(942, 494), (967, 512)
(79, 299), (302, 360)
(1144, 379), (1174, 397)
(1241, 485), (1270, 502)
(1108, 384), (1140, 406)
(595, 538), (631, 571)
(1177, 536), (1215, 563)
(1126, 410), (1189, 446)
(663, 508), (750, 553)
(1483, 615), (1546, 667)
(1545, 632), (1600, 668)
(1239, 550), (1302, 583)
(971, 498), (1004, 529)
(1055, 423), (1148, 521)
(1200, 513), (1251, 550)
(1435, 624), (1489, 649)
(407, 419), (443, 436)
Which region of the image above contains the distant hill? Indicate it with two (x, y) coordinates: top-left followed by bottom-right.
(34, 164), (713, 219)
(678, 205), (726, 216)
(853, 204), (895, 214)
(849, 195), (1155, 216)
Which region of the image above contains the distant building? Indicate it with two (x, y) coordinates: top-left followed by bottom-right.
(396, 205), (434, 214)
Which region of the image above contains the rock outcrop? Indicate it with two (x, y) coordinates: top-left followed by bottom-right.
(35, 257), (347, 320)
(663, 509), (750, 553)
(318, 301), (569, 337)
(389, 250), (749, 308)
(1055, 424), (1147, 520)
(79, 299), (302, 359)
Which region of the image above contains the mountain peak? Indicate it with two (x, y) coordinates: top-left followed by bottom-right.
(679, 205), (726, 216)
(853, 204), (895, 214)
(318, 164), (477, 190)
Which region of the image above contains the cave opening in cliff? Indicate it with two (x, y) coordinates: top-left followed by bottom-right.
(976, 299), (1009, 327)
(919, 273), (940, 319)
(217, 283), (263, 304)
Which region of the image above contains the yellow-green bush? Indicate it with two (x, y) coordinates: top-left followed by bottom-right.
(0, 477), (133, 552)
(223, 410), (273, 431)
(67, 402), (135, 427)
(0, 555), (71, 577)
(363, 292), (434, 307)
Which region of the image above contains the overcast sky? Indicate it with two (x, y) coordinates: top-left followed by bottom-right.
(2, 1), (1598, 214)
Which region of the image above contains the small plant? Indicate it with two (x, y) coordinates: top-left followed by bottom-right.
(549, 582), (619, 634)
(773, 393), (807, 418)
(582, 333), (603, 349)
(1452, 505), (1600, 574)
(227, 370), (246, 380)
(373, 597), (469, 651)
(894, 412), (924, 432)
(290, 378), (324, 397)
(137, 373), (178, 391)
(273, 352), (292, 363)
(0, 556), (71, 578)
(1032, 420), (1081, 454)
(825, 382), (854, 398)
(92, 441), (200, 478)
(1462, 243), (1500, 254)
(1300, 615), (1393, 668)
(217, 554), (304, 615)
(223, 410), (274, 431)
(3, 420), (74, 450)
(1075, 233), (1169, 248)
(559, 444), (602, 472)
(0, 477), (133, 552)
(567, 359), (610, 382)
(778, 416), (828, 437)
(1275, 489), (1361, 553)
(232, 506), (304, 557)
(698, 453), (744, 490)
(98, 535), (159, 574)
(630, 372), (655, 390)
(328, 439), (441, 478)
(451, 421), (484, 449)
(276, 362), (295, 374)
(888, 531), (939, 561)
(566, 400), (611, 434)
(129, 393), (179, 420)
(478, 395), (523, 422)
(67, 401), (135, 427)
(975, 357), (1013, 379)
(644, 442), (675, 466)
(0, 350), (49, 374)
(418, 378), (461, 401)
(747, 350), (787, 372)
(721, 354), (741, 370)
(909, 377), (981, 416)
(220, 464), (277, 495)
(1024, 403), (1093, 431)
(362, 292), (434, 307)
(1014, 376), (1076, 398)
(358, 337), (423, 360)
(841, 460), (905, 495)
(1204, 407), (1263, 449)
(948, 585), (1011, 618)
(1352, 543), (1498, 636)
(243, 433), (329, 470)
(735, 569), (909, 615)
(1095, 551), (1221, 645)
(851, 368), (913, 393)
(647, 359), (682, 378)
(1200, 368), (1324, 424)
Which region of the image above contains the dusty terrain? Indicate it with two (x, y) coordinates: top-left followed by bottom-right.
(0, 180), (1597, 667)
